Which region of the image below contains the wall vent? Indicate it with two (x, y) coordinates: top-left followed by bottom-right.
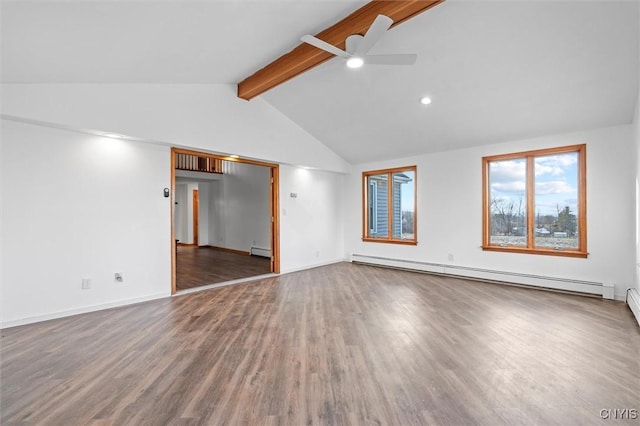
(250, 247), (271, 258)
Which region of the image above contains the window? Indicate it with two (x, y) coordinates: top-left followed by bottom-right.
(482, 144), (587, 257)
(368, 181), (378, 235)
(363, 166), (416, 244)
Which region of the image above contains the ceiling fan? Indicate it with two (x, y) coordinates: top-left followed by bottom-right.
(301, 14), (417, 69)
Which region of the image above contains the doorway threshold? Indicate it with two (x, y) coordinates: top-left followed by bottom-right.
(173, 273), (277, 297)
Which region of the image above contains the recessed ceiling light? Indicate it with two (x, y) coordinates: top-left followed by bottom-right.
(420, 97), (432, 105)
(346, 57), (364, 69)
(103, 132), (124, 139)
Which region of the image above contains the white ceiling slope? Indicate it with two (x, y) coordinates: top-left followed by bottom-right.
(2, 0), (639, 165)
(0, 0), (366, 84)
(263, 1), (640, 163)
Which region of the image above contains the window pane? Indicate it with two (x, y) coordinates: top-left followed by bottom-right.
(392, 170), (415, 239)
(488, 158), (527, 246)
(367, 174), (388, 238)
(534, 153), (579, 250)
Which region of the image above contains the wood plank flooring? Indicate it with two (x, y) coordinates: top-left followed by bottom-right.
(176, 245), (271, 290)
(2, 262), (639, 425)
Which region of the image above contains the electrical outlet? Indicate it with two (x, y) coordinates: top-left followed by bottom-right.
(81, 278), (91, 289)
(115, 273), (124, 283)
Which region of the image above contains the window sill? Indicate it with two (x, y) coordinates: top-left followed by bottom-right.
(481, 245), (588, 258)
(362, 238), (417, 246)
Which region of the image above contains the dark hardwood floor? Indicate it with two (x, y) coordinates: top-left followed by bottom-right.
(176, 245), (271, 290)
(2, 262), (639, 425)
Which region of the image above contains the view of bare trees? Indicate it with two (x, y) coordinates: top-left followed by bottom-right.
(490, 194), (578, 248)
(402, 211), (414, 235)
(491, 195), (526, 236)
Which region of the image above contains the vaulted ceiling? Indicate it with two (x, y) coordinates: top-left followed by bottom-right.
(2, 0), (638, 165)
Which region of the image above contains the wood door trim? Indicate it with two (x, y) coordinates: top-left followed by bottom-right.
(271, 167), (280, 274)
(171, 150), (177, 294)
(237, 0), (445, 100)
(193, 189), (199, 246)
(170, 147), (280, 294)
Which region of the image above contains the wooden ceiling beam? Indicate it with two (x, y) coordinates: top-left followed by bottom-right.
(237, 0), (445, 100)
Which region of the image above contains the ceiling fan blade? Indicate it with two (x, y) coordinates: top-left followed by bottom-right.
(355, 14), (393, 56)
(364, 54), (417, 65)
(301, 35), (350, 59)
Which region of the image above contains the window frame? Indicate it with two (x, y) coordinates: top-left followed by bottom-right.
(482, 144), (587, 258)
(362, 165), (417, 245)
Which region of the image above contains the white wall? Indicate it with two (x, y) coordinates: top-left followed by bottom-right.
(198, 182), (210, 246)
(174, 183), (187, 242)
(174, 182), (201, 245)
(0, 84), (350, 173)
(175, 174), (219, 246)
(208, 162), (271, 253)
(174, 183), (190, 243)
(1, 120), (172, 326)
(187, 183), (198, 244)
(280, 165), (345, 273)
(344, 125), (635, 300)
(1, 119), (349, 326)
(7, 84), (632, 321)
(0, 114), (5, 324)
(634, 85), (640, 293)
(0, 84), (350, 326)
(631, 81), (640, 324)
(209, 181), (224, 248)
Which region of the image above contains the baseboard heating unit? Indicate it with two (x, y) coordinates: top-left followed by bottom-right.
(351, 254), (614, 299)
(250, 246), (271, 258)
(627, 288), (640, 326)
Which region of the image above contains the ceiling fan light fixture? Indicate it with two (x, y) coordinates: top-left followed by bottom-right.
(346, 57), (364, 69)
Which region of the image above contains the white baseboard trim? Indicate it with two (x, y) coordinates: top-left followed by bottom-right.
(1, 292), (170, 329)
(351, 254), (611, 298)
(280, 258), (347, 275)
(627, 288), (640, 326)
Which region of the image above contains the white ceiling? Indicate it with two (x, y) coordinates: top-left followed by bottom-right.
(2, 0), (639, 165)
(0, 0), (366, 84)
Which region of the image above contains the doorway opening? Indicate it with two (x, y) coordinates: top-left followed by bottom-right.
(170, 148), (280, 294)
